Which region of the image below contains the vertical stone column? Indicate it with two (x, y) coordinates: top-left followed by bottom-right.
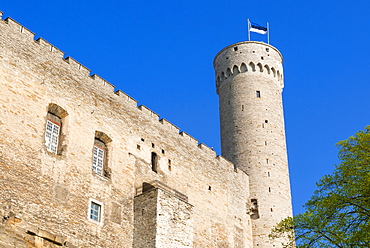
(214, 41), (293, 247)
(133, 182), (193, 248)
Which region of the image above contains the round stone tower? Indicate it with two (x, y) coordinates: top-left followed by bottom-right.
(214, 41), (293, 247)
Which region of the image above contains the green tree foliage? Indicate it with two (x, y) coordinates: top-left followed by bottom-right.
(270, 126), (370, 247)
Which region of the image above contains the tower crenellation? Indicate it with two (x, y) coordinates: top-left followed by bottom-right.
(214, 41), (293, 247)
(215, 41), (284, 95)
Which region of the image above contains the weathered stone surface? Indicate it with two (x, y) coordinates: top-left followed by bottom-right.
(0, 13), (292, 248)
(134, 185), (194, 248)
(214, 41), (293, 247)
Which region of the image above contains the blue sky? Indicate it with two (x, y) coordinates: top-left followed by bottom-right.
(2, 1), (370, 215)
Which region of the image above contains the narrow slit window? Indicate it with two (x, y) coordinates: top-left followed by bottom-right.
(256, 91), (261, 98)
(151, 152), (158, 173)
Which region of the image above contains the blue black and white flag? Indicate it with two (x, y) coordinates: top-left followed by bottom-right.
(249, 22), (268, 35)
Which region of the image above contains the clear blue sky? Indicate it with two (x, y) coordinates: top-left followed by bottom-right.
(2, 1), (370, 215)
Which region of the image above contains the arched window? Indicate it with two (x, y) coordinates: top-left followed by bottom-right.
(226, 67), (232, 77)
(249, 62), (256, 72)
(264, 65), (270, 74)
(233, 65), (239, 75)
(240, 63), (247, 72)
(92, 131), (112, 177)
(277, 71), (282, 81)
(45, 103), (68, 154)
(257, 63), (263, 72)
(271, 67), (276, 77)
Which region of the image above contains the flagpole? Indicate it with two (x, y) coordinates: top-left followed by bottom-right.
(267, 22), (270, 44)
(247, 19), (250, 41)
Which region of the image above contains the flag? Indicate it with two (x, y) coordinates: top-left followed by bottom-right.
(249, 22), (268, 35)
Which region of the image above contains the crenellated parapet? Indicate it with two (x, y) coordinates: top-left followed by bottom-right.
(214, 41), (284, 93)
(0, 12), (237, 174)
(215, 61), (282, 86)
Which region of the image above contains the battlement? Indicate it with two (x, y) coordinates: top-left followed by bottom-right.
(4, 17), (35, 40)
(215, 61), (283, 92)
(214, 41), (284, 92)
(0, 12), (237, 174)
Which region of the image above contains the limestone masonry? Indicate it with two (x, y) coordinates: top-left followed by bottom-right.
(0, 12), (293, 248)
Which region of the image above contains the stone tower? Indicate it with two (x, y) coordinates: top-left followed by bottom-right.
(214, 41), (293, 247)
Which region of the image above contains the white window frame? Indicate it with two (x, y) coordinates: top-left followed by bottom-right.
(45, 120), (60, 154)
(92, 145), (105, 176)
(88, 198), (104, 224)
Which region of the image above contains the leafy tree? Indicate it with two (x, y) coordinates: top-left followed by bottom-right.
(270, 126), (370, 247)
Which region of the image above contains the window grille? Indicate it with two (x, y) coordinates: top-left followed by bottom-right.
(45, 120), (60, 154)
(93, 146), (104, 175)
(89, 201), (101, 222)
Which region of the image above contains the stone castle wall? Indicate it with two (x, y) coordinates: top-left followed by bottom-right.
(0, 15), (254, 247)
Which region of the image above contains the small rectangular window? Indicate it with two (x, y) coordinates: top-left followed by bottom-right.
(256, 91), (261, 98)
(45, 120), (60, 154)
(93, 146), (104, 176)
(90, 202), (101, 221)
(88, 199), (103, 223)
